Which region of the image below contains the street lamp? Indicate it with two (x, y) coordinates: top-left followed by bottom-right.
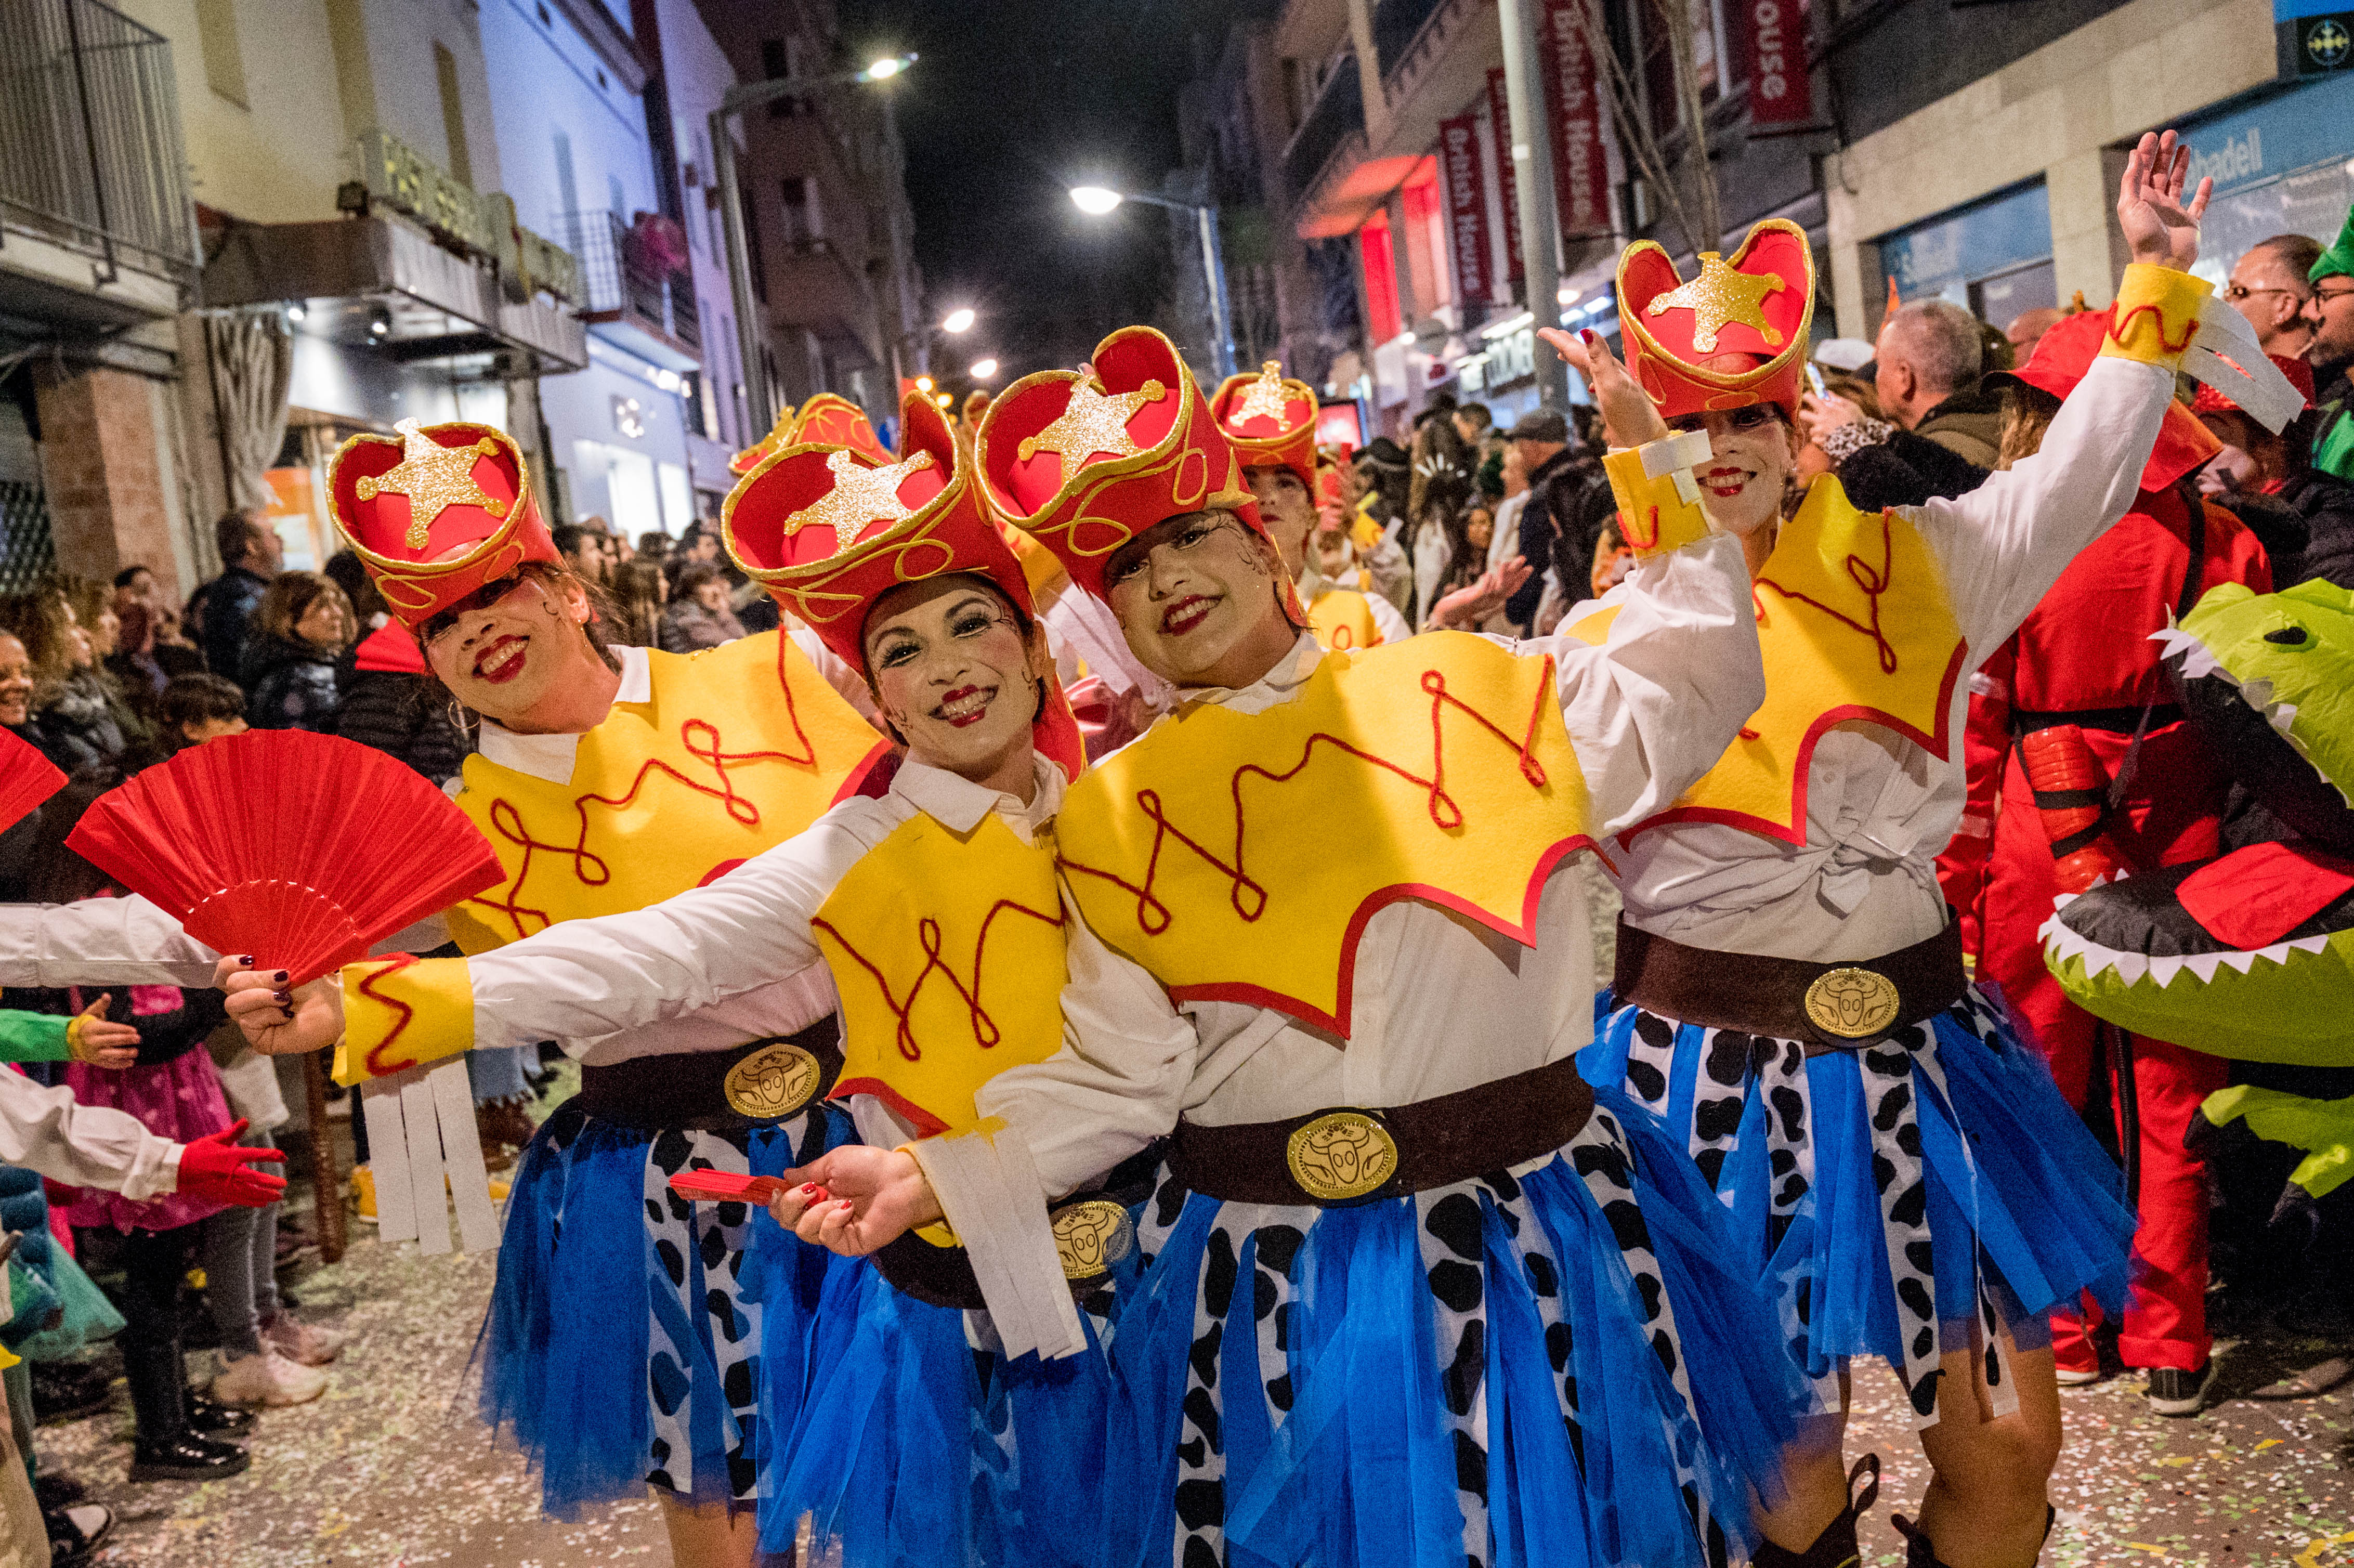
(969, 357), (999, 380)
(941, 307), (976, 334)
(1068, 184), (1235, 379)
(712, 53), (918, 435)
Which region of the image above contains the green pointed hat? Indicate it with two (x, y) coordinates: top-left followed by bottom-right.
(2314, 202), (2354, 283)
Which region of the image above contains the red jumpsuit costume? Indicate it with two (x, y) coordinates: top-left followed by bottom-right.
(1941, 311), (2271, 1376)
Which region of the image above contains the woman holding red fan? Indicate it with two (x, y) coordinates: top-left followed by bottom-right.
(211, 412), (892, 1567)
(226, 393), (1118, 1568)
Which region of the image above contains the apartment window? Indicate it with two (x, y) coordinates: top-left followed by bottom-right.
(434, 43), (472, 187)
(761, 38), (807, 119)
(194, 0), (249, 108)
(779, 177), (822, 246)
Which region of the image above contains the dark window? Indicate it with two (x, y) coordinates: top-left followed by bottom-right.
(740, 180), (768, 302)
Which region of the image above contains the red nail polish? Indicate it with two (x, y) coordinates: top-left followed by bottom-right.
(801, 1183), (819, 1195)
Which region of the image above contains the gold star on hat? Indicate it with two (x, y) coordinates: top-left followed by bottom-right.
(1019, 376), (1169, 467)
(353, 420), (508, 550)
(1646, 253), (1786, 355)
(1232, 361), (1293, 429)
(790, 448), (934, 553)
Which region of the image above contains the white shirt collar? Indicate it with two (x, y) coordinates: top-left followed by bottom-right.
(1174, 632), (1324, 715)
(475, 644), (653, 785)
(892, 751), (1066, 843)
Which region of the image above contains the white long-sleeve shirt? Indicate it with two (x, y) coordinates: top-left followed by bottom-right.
(0, 1070), (181, 1199)
(0, 898), (218, 989)
(1587, 355), (2174, 963)
(965, 532), (1762, 1202)
(430, 752), (1082, 1356)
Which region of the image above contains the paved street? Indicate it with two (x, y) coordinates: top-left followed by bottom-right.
(21, 1208), (2354, 1566)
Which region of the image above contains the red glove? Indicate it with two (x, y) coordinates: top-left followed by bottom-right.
(176, 1119), (287, 1208)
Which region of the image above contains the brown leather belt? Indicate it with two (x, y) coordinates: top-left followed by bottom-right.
(871, 1144), (1165, 1312)
(576, 1017), (842, 1132)
(1612, 914), (1966, 1051)
(1165, 1056), (1594, 1209)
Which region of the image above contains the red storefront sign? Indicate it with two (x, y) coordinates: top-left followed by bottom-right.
(1539, 0), (1607, 237)
(1741, 0), (1813, 125)
(1485, 68), (1524, 282)
(1438, 113), (1492, 305)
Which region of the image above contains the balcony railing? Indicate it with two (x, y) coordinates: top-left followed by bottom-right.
(1371, 0), (1449, 77)
(0, 0), (194, 281)
(1281, 57), (1364, 206)
(562, 208), (701, 355)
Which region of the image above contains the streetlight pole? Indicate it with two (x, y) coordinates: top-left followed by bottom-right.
(1496, 0), (1570, 409)
(1070, 187), (1235, 381)
(710, 56), (914, 439)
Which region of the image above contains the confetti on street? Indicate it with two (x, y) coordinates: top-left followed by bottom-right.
(30, 1206), (669, 1565)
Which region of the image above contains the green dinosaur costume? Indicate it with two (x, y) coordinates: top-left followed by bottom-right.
(2044, 578), (2354, 1195)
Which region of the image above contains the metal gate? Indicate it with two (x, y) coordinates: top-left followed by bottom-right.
(0, 482), (58, 594)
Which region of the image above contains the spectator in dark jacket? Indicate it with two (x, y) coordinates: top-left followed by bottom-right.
(148, 673), (247, 758)
(658, 561), (746, 653)
(0, 586), (126, 773)
(334, 621), (470, 784)
(1800, 369), (1994, 513)
(242, 571), (352, 733)
(1874, 298), (2005, 468)
(1501, 410), (1571, 630)
(2194, 351), (2354, 589)
(194, 511), (281, 679)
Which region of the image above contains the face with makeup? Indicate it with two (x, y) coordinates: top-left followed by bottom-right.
(420, 566), (606, 729)
(1102, 510), (1299, 690)
(1664, 404), (1795, 537)
(1243, 466), (1316, 578)
(862, 575), (1052, 797)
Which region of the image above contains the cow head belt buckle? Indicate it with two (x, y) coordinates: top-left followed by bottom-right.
(1803, 966), (1903, 1041)
(723, 1042), (823, 1119)
(1050, 1199), (1135, 1280)
(1285, 1110), (1400, 1202)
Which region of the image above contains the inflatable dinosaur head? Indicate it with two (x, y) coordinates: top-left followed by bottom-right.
(2155, 579), (2354, 851)
(2043, 579), (2354, 1066)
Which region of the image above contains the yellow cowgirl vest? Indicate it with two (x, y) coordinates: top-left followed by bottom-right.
(1054, 633), (1592, 1035)
(809, 809), (1068, 1137)
(446, 631), (888, 953)
(336, 632), (885, 1081)
(1571, 477), (1965, 844)
(1306, 586), (1385, 652)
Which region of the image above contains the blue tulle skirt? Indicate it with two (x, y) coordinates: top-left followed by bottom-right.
(758, 1234), (1136, 1567)
(1583, 986), (2134, 1416)
(478, 1095), (843, 1518)
(1098, 1096), (1803, 1568)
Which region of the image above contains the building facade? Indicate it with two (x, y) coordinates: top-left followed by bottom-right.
(1218, 0), (2352, 440)
(697, 0), (923, 435)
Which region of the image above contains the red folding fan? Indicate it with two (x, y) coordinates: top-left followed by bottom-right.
(66, 730), (504, 985)
(0, 729), (66, 837)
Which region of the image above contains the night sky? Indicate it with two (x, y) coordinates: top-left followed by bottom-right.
(838, 0), (1257, 387)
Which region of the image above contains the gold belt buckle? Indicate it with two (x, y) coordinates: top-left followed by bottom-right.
(1285, 1110), (1400, 1202)
(723, 1042), (823, 1119)
(1803, 966), (1903, 1041)
(1050, 1199), (1135, 1281)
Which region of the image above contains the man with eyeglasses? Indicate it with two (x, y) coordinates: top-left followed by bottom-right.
(2223, 233), (2320, 358)
(2308, 206), (2354, 482)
